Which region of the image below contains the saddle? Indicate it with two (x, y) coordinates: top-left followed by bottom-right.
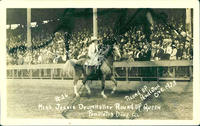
(84, 65), (102, 79)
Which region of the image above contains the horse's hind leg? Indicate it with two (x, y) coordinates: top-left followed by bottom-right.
(101, 75), (107, 99)
(111, 75), (117, 94)
(85, 80), (91, 95)
(82, 74), (91, 94)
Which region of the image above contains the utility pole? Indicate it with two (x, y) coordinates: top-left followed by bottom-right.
(27, 8), (32, 63)
(93, 8), (98, 38)
(186, 8), (192, 34)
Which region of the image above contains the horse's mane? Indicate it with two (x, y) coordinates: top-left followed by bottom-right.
(101, 44), (116, 66)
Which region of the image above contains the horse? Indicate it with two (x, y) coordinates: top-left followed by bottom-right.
(63, 44), (121, 98)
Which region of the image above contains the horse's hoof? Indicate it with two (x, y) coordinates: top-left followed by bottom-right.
(88, 91), (91, 95)
(75, 93), (80, 97)
(111, 91), (115, 94)
(102, 95), (107, 99)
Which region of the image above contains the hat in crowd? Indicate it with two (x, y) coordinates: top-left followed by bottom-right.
(172, 44), (176, 48)
(163, 39), (172, 43)
(179, 43), (184, 46)
(186, 36), (191, 42)
(58, 40), (63, 43)
(55, 32), (61, 37)
(155, 44), (160, 47)
(181, 31), (186, 37)
(151, 41), (156, 44)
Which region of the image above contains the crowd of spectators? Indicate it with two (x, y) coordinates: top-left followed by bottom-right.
(6, 18), (193, 65)
(116, 23), (193, 62)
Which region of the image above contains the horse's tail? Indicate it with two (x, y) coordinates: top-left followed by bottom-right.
(63, 59), (76, 78)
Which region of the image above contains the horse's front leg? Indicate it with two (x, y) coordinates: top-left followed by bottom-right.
(110, 75), (117, 94)
(82, 75), (91, 95)
(101, 75), (107, 99)
(73, 79), (79, 97)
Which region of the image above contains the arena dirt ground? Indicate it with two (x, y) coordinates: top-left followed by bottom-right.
(6, 79), (193, 119)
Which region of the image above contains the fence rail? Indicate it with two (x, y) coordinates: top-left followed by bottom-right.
(7, 60), (193, 81)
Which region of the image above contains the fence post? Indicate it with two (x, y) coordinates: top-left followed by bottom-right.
(189, 66), (192, 80)
(38, 69), (40, 79)
(30, 69), (32, 79)
(59, 68), (61, 79)
(12, 69), (14, 79)
(51, 68), (53, 80)
(21, 69), (23, 79)
(157, 67), (159, 81)
(17, 69), (19, 78)
(126, 67), (128, 81)
(172, 66), (175, 78)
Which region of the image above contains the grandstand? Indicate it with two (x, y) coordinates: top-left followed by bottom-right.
(6, 8), (193, 80)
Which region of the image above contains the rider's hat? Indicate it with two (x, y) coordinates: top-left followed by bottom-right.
(90, 36), (100, 43)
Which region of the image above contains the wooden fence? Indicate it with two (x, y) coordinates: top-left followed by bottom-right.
(7, 60), (193, 81)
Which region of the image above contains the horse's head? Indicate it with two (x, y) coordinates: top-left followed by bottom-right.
(113, 45), (121, 60)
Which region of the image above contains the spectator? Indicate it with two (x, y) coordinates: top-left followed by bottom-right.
(182, 51), (189, 60)
(24, 52), (32, 65)
(6, 16), (193, 65)
(143, 45), (151, 61)
(151, 41), (157, 60)
(170, 44), (177, 60)
(165, 41), (172, 60)
(155, 44), (164, 60)
(176, 44), (184, 60)
(17, 54), (24, 65)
